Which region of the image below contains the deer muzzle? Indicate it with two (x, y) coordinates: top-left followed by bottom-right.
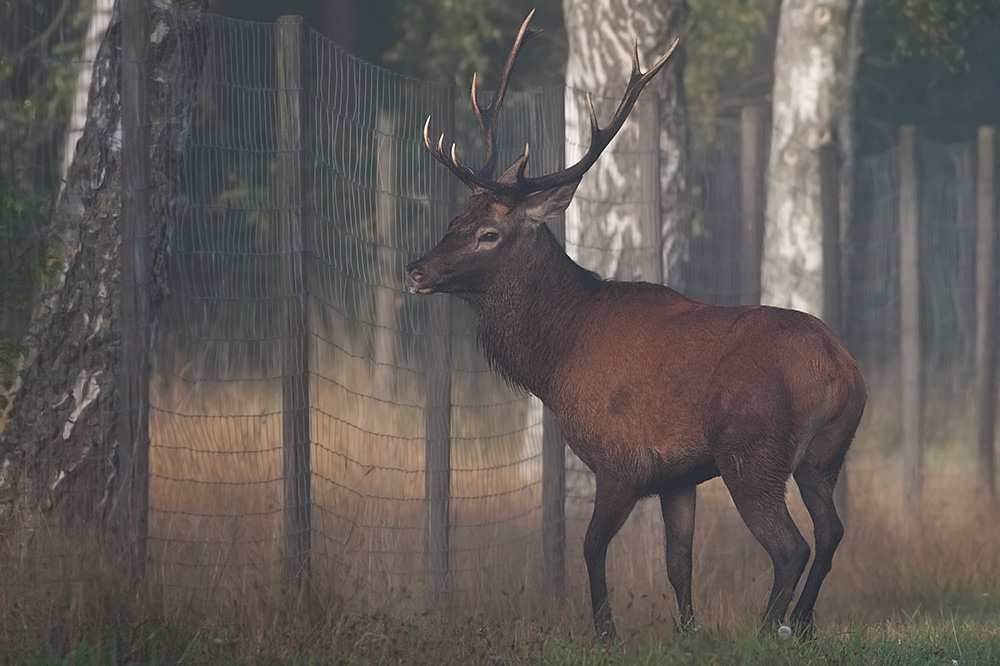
(404, 262), (435, 295)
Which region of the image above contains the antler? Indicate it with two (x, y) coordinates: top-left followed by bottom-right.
(424, 24), (680, 197)
(423, 9), (539, 190)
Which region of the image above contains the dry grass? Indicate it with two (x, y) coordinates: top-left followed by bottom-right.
(144, 327), (546, 622)
(2, 343), (999, 657)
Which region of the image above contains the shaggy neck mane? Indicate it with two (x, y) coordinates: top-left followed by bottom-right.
(460, 224), (599, 399)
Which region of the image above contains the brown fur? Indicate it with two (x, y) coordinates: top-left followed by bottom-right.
(406, 189), (867, 640)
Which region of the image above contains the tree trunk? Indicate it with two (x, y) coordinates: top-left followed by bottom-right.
(61, 0), (116, 184)
(0, 0), (208, 528)
(563, 0), (690, 286)
(761, 0), (865, 317)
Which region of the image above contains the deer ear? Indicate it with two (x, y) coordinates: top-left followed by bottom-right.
(522, 180), (580, 225)
(498, 153), (529, 184)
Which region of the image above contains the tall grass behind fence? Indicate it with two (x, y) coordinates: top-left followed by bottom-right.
(150, 13), (576, 615)
(1, 6), (998, 647)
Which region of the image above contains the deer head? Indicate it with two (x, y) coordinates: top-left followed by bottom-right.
(404, 11), (678, 298)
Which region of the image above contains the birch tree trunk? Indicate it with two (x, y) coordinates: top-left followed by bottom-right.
(0, 0), (207, 528)
(563, 0), (690, 286)
(761, 0), (865, 316)
(0, 0), (116, 435)
(61, 0), (116, 184)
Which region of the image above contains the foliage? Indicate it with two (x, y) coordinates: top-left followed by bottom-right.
(371, 0), (780, 122)
(0, 50), (66, 407)
(685, 0), (778, 119)
(681, 0), (1000, 147)
(878, 0), (1000, 64)
(0, 0), (90, 316)
(369, 0), (566, 89)
(209, 0), (1000, 147)
(0, 165), (55, 397)
(860, 1), (1000, 147)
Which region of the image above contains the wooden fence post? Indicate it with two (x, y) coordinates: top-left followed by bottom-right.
(975, 125), (998, 502)
(373, 111), (398, 400)
(119, 0), (151, 577)
(276, 15), (312, 598)
(898, 125), (922, 519)
(819, 141), (848, 513)
(740, 106), (764, 305)
(425, 86), (455, 604)
(639, 96), (664, 285)
(819, 144), (842, 335)
(541, 87), (566, 592)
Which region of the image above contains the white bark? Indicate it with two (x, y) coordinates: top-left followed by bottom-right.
(61, 0), (116, 185)
(563, 0), (689, 285)
(0, 0), (115, 437)
(0, 0), (208, 524)
(762, 0), (865, 316)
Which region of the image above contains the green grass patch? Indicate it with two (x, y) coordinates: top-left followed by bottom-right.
(10, 611), (998, 666)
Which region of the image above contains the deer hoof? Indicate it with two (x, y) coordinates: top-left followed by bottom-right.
(595, 619), (618, 648)
(678, 616), (703, 636)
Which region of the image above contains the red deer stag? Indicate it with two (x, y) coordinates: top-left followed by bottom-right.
(405, 11), (867, 641)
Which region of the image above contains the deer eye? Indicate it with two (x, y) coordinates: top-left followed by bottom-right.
(477, 230), (500, 244)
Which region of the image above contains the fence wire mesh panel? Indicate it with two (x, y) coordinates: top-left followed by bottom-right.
(1, 6), (999, 652)
(151, 14), (578, 616)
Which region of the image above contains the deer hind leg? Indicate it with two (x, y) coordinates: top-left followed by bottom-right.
(584, 477), (638, 642)
(717, 452), (810, 632)
(659, 485), (700, 633)
(789, 428), (852, 634)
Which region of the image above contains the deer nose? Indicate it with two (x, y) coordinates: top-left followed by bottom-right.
(404, 264), (426, 294)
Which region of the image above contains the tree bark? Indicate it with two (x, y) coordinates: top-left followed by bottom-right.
(761, 0), (865, 317)
(0, 0), (207, 528)
(563, 0), (690, 286)
(61, 0), (116, 184)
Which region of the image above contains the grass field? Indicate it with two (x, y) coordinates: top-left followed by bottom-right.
(10, 608), (1000, 665)
(2, 346), (999, 664)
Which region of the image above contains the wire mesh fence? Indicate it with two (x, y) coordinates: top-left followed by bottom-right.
(1, 4), (998, 653)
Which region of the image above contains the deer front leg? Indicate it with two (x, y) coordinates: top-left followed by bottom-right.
(660, 484), (701, 634)
(583, 478), (637, 643)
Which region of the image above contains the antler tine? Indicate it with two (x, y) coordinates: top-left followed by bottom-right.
(516, 143), (531, 180)
(422, 115), (433, 150)
(470, 72), (482, 121)
(507, 36), (681, 194)
(585, 93), (600, 135)
(423, 15), (679, 199)
(421, 11), (539, 195)
(470, 9), (538, 179)
(423, 115), (483, 190)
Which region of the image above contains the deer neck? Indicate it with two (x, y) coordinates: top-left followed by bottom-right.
(462, 224), (597, 400)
